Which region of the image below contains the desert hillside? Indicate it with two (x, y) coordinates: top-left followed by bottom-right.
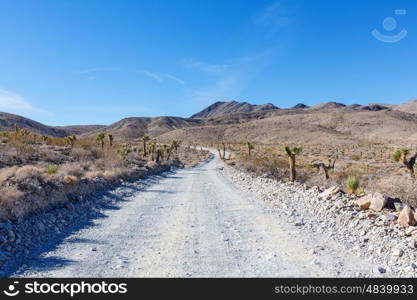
(2, 99), (417, 145)
(191, 100), (279, 118)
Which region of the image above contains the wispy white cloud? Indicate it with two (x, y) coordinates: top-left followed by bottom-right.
(0, 89), (50, 116)
(182, 60), (229, 74)
(76, 68), (185, 85)
(136, 70), (164, 83)
(163, 73), (185, 85)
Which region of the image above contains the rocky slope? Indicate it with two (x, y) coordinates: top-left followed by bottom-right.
(191, 101), (279, 118)
(0, 112), (68, 137)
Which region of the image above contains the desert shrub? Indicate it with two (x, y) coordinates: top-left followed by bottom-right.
(58, 162), (90, 177)
(84, 170), (104, 179)
(14, 165), (43, 181)
(46, 164), (59, 175)
(0, 186), (25, 220)
(346, 176), (360, 194)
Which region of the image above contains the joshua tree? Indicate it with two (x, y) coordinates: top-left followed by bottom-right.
(149, 142), (157, 161)
(284, 146), (302, 182)
(246, 141), (254, 158)
(107, 134), (114, 147)
(41, 135), (48, 143)
(393, 148), (417, 179)
(312, 158), (336, 180)
(141, 135), (150, 156)
(155, 147), (162, 164)
(218, 142), (226, 160)
(96, 133), (105, 150)
(117, 143), (132, 160)
(65, 135), (77, 148)
(162, 144), (170, 161)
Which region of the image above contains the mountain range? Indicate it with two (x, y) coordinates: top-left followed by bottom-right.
(1, 99), (417, 145)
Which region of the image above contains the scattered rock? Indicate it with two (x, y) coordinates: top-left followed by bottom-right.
(398, 206), (416, 227)
(373, 266), (386, 274)
(405, 227), (417, 236)
(369, 192), (388, 212)
(356, 195), (372, 210)
(318, 186), (341, 200)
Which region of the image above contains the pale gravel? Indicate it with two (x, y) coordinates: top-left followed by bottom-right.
(11, 152), (402, 277)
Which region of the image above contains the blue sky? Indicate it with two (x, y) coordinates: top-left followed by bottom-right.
(0, 0), (416, 125)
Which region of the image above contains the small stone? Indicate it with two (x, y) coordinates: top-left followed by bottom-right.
(369, 192), (388, 212)
(405, 227), (417, 236)
(392, 249), (403, 257)
(373, 266), (386, 274)
(398, 206), (416, 227)
(318, 186), (341, 200)
(356, 195), (372, 210)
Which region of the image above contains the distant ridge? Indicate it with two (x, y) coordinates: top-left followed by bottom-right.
(191, 101), (279, 118)
(292, 103), (309, 109)
(309, 101), (346, 110)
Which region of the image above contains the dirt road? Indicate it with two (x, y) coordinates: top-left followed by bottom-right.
(14, 153), (372, 277)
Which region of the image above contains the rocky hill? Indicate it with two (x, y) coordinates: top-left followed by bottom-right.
(2, 99), (417, 144)
(0, 112), (68, 137)
(80, 116), (203, 140)
(191, 101), (279, 118)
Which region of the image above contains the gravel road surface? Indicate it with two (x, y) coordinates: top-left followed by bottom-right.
(14, 153), (372, 277)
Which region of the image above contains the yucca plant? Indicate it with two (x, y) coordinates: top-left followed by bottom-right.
(312, 158), (336, 180)
(107, 134), (114, 147)
(246, 141), (254, 158)
(346, 176), (360, 194)
(117, 143), (132, 160)
(393, 148), (417, 179)
(65, 135), (77, 148)
(284, 146), (302, 182)
(171, 140), (180, 156)
(46, 164), (59, 175)
(96, 133), (105, 150)
(141, 135), (150, 156)
(161, 144), (170, 161)
(149, 142), (157, 161)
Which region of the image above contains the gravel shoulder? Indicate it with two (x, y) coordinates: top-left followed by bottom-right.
(11, 153), (386, 277)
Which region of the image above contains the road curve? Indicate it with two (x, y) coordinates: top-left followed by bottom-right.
(14, 153), (372, 277)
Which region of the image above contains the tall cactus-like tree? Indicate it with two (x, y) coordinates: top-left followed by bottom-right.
(162, 144), (170, 161)
(155, 147), (162, 164)
(149, 142), (157, 161)
(65, 135), (77, 148)
(117, 143), (132, 160)
(393, 148), (417, 179)
(41, 135), (48, 143)
(96, 133), (105, 150)
(107, 134), (114, 147)
(141, 135), (150, 156)
(312, 158), (336, 180)
(246, 141), (254, 158)
(284, 146), (302, 182)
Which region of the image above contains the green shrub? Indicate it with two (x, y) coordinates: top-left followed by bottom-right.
(46, 164), (59, 175)
(346, 176), (360, 194)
